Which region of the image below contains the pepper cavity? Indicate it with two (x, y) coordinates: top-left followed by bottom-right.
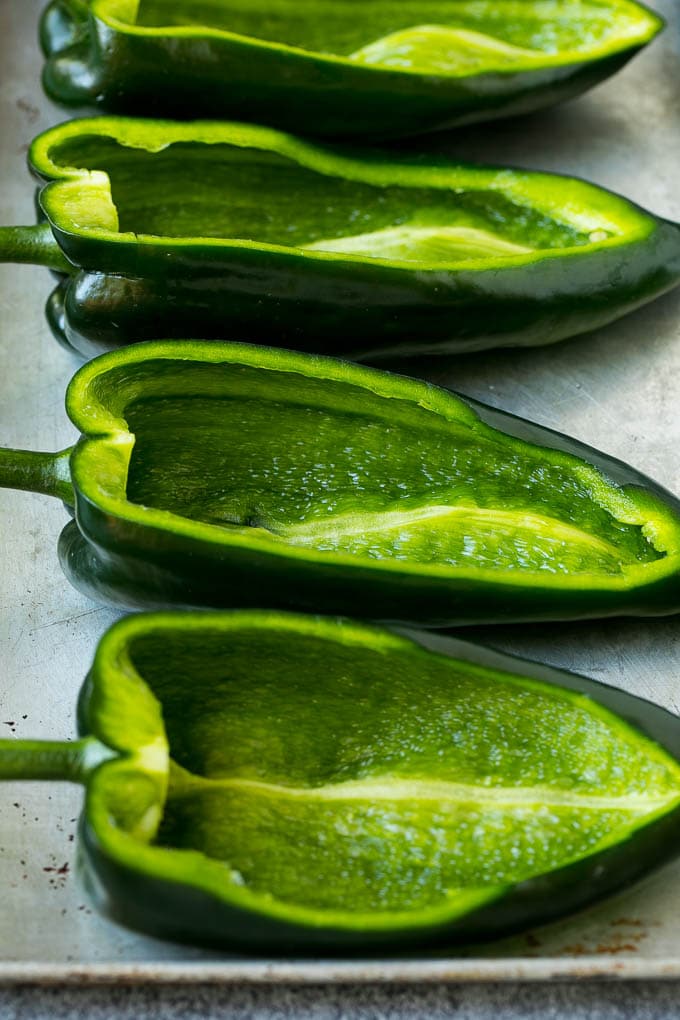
(122, 380), (659, 576)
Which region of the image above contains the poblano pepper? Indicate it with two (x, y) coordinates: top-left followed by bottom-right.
(39, 0), (663, 139)
(2, 341), (680, 625)
(3, 611), (680, 951)
(2, 118), (680, 360)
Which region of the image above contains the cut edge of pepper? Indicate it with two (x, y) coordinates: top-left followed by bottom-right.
(28, 117), (663, 273)
(88, 0), (665, 77)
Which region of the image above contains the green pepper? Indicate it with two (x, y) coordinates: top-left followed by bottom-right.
(39, 0), (663, 139)
(3, 610), (680, 951)
(2, 117), (680, 360)
(2, 340), (680, 625)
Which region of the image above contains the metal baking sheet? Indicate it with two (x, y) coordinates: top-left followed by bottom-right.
(1, 0), (680, 984)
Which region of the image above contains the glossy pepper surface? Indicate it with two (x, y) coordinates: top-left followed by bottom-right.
(39, 0), (663, 139)
(3, 610), (680, 951)
(2, 341), (680, 625)
(2, 118), (680, 360)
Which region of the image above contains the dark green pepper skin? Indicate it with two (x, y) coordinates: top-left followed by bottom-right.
(2, 341), (680, 625)
(4, 116), (678, 361)
(43, 222), (680, 361)
(39, 0), (663, 140)
(4, 612), (680, 951)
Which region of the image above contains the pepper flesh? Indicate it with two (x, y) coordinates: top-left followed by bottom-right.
(2, 611), (680, 950)
(1, 118), (680, 359)
(39, 0), (663, 139)
(1, 341), (680, 624)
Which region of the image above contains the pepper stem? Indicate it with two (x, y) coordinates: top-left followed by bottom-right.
(0, 447), (74, 504)
(0, 223), (73, 273)
(0, 736), (113, 784)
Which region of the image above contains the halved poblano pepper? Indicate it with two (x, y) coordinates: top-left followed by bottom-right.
(3, 611), (680, 951)
(2, 341), (680, 625)
(39, 0), (663, 139)
(2, 118), (680, 359)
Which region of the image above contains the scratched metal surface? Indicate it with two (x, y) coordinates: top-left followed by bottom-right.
(1, 0), (680, 984)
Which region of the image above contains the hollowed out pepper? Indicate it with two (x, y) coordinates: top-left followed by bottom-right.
(39, 0), (663, 139)
(3, 611), (680, 951)
(2, 341), (680, 625)
(2, 118), (680, 360)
